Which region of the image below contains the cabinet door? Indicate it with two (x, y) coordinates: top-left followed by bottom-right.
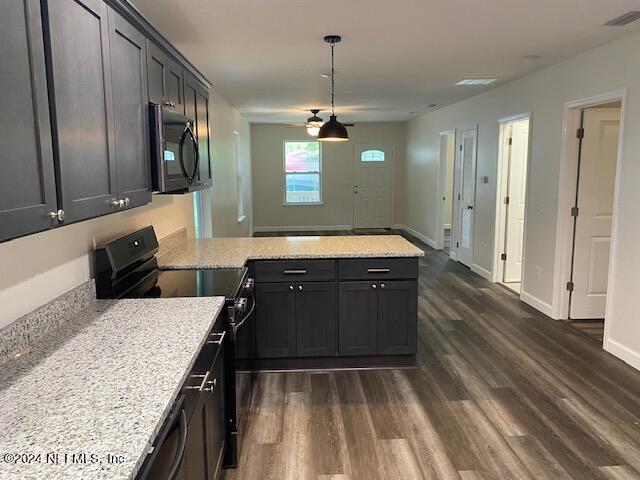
(255, 283), (296, 358)
(295, 282), (337, 357)
(378, 281), (417, 355)
(146, 41), (183, 112)
(107, 7), (152, 210)
(338, 282), (378, 356)
(183, 391), (209, 480)
(184, 72), (212, 189)
(0, 0), (57, 242)
(44, 0), (118, 223)
(206, 351), (226, 479)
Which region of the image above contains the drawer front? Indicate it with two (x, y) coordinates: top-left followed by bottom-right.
(338, 258), (418, 280)
(254, 259), (336, 283)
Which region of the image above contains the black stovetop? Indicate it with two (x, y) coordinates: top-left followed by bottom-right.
(124, 267), (248, 300)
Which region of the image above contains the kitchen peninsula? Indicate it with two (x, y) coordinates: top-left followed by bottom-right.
(159, 231), (425, 368)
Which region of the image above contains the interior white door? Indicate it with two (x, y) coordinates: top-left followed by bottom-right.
(504, 119), (529, 283)
(353, 144), (393, 228)
(570, 107), (620, 319)
(457, 129), (477, 267)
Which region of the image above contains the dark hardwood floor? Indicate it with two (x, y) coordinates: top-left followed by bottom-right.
(225, 230), (640, 480)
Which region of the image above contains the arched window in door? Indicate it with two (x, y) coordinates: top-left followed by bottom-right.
(361, 149), (385, 162)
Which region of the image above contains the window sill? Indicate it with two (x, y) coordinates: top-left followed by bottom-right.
(282, 202), (324, 207)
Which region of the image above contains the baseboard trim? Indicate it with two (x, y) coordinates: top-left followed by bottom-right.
(252, 224), (353, 233)
(471, 263), (493, 281)
(520, 290), (554, 318)
(604, 338), (640, 372)
(392, 224), (437, 249)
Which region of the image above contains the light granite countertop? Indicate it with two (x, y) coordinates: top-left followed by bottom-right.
(158, 235), (425, 270)
(0, 296), (225, 480)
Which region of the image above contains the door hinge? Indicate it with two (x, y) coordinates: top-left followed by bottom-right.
(504, 196), (510, 205)
(576, 128), (585, 139)
(571, 206), (579, 217)
(459, 144), (463, 152)
(566, 281), (574, 292)
(508, 137), (513, 146)
(501, 253), (507, 261)
(456, 242), (459, 248)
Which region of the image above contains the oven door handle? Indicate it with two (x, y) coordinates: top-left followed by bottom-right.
(166, 409), (188, 480)
(178, 123), (200, 185)
(232, 293), (255, 339)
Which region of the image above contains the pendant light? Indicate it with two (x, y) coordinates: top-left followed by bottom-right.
(306, 109), (324, 137)
(318, 35), (349, 142)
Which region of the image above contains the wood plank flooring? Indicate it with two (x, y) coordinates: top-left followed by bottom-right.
(225, 230), (640, 479)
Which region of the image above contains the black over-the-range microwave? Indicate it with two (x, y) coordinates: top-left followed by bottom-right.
(149, 103), (210, 194)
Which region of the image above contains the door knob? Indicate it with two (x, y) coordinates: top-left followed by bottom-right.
(124, 197), (130, 207)
(467, 205), (474, 210)
(111, 199), (121, 208)
(118, 199), (126, 208)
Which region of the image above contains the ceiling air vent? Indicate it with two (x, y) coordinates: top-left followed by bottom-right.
(605, 11), (640, 26)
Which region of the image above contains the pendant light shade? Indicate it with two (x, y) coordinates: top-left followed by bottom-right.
(318, 35), (349, 142)
(317, 115), (349, 141)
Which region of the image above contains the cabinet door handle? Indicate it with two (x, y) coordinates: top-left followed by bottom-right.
(204, 378), (217, 393)
(289, 285), (294, 291)
(372, 284), (377, 289)
(367, 268), (390, 273)
(48, 210), (65, 222)
(298, 285), (303, 291)
(380, 283), (386, 289)
(284, 269), (307, 275)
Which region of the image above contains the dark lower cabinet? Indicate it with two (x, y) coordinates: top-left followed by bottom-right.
(107, 7), (152, 209)
(377, 281), (418, 355)
(338, 282), (378, 356)
(256, 283), (296, 358)
(0, 0), (58, 242)
(296, 282), (337, 357)
(44, 0), (119, 223)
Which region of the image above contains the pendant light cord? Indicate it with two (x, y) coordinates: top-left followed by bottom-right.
(330, 43), (335, 115)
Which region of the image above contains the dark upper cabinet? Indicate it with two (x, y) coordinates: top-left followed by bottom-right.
(44, 0), (119, 224)
(256, 283), (296, 358)
(147, 41), (183, 112)
(377, 281), (417, 355)
(295, 282), (337, 357)
(184, 72), (212, 189)
(107, 7), (152, 209)
(0, 0), (58, 242)
(338, 282), (378, 356)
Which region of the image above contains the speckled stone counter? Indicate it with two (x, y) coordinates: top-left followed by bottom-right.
(159, 235), (425, 270)
(0, 296), (225, 480)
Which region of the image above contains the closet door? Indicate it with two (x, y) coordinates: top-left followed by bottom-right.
(0, 0), (58, 242)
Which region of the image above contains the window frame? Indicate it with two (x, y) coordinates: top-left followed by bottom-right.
(282, 140), (323, 206)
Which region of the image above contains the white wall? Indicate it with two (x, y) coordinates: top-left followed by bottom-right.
(202, 87), (253, 238)
(401, 30), (640, 370)
(251, 122), (406, 230)
(0, 195), (194, 329)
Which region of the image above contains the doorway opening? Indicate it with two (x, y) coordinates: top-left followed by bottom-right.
(554, 91), (625, 348)
(353, 144), (394, 229)
(493, 115), (531, 294)
(438, 130), (456, 255)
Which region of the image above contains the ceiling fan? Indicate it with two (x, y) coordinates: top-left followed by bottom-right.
(283, 109), (355, 137)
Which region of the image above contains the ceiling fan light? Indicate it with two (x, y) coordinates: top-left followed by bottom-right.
(317, 115), (349, 141)
(306, 124), (321, 137)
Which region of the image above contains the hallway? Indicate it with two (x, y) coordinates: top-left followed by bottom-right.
(226, 232), (640, 479)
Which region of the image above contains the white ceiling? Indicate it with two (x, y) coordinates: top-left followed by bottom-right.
(131, 0), (640, 123)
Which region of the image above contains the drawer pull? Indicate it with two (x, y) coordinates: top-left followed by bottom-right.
(367, 268), (390, 273)
(283, 269), (307, 275)
(184, 370), (211, 392)
(206, 330), (226, 346)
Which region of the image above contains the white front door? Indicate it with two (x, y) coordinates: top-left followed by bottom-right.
(457, 129), (477, 267)
(504, 119), (529, 283)
(353, 144), (393, 228)
(570, 107), (620, 319)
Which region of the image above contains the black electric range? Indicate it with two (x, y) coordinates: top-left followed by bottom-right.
(94, 226), (254, 470)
